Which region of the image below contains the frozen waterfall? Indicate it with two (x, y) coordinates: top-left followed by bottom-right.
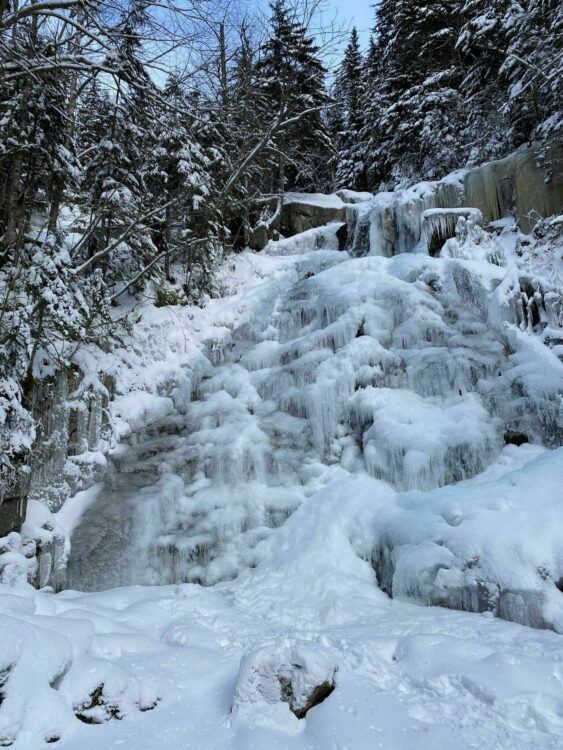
(66, 208), (562, 607)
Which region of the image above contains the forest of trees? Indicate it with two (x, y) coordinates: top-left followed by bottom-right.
(0, 0), (561, 500)
(333, 0), (562, 190)
(0, 0), (335, 497)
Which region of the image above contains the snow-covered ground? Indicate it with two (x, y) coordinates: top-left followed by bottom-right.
(3, 460), (563, 748)
(2, 206), (563, 748)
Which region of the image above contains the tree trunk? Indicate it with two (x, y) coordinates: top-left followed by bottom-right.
(48, 69), (80, 233)
(219, 22), (229, 111)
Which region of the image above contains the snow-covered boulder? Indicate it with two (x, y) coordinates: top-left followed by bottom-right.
(335, 189), (373, 204)
(232, 643), (337, 729)
(62, 656), (159, 724)
(0, 586), (161, 746)
(370, 446), (563, 632)
(280, 193), (347, 237)
(0, 532), (36, 586)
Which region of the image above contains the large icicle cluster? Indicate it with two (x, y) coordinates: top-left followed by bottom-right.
(346, 176), (464, 257)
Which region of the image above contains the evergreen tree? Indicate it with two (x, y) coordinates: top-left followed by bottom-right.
(358, 35), (390, 189)
(333, 28), (366, 190)
(0, 29), (76, 254)
(502, 0), (563, 148)
(79, 14), (156, 287)
(224, 23), (264, 247)
(353, 0), (561, 190)
(456, 0), (512, 164)
(256, 0), (334, 193)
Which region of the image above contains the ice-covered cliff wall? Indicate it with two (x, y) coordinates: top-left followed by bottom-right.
(465, 144), (563, 233)
(0, 366), (115, 586)
(348, 144), (563, 258)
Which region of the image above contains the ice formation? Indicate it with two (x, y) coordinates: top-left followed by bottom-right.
(1, 188), (563, 749)
(60, 195), (563, 611)
(346, 176), (464, 257)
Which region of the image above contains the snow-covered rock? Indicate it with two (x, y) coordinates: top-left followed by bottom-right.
(280, 193), (347, 237)
(335, 189), (373, 204)
(232, 643), (337, 729)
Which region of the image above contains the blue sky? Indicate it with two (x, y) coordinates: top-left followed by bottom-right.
(330, 0), (374, 43)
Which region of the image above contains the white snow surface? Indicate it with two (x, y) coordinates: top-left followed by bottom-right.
(283, 192), (346, 209)
(3, 453), (563, 748)
(2, 219), (563, 748)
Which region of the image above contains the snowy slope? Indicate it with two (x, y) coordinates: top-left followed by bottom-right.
(2, 455), (563, 749)
(1, 212), (563, 748)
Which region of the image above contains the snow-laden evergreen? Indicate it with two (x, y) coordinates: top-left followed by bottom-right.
(338, 0), (563, 191)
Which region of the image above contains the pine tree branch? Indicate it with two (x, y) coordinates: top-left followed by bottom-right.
(109, 250), (168, 302)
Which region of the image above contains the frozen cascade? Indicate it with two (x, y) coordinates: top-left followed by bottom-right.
(65, 215), (561, 597)
(347, 178), (464, 258)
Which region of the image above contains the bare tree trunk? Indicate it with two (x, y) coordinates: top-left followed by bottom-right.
(103, 82), (121, 249)
(163, 202), (173, 279)
(2, 153), (24, 250)
(219, 21), (228, 111)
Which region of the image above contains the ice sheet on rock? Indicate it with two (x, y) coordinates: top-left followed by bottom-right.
(370, 446), (563, 630)
(351, 388), (500, 490)
(347, 178), (464, 258)
(265, 223), (343, 256)
(58, 207), (563, 617)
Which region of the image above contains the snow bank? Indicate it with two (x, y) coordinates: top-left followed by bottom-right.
(370, 446), (563, 631)
(283, 192), (346, 209)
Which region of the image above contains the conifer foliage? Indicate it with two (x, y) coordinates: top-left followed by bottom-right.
(255, 0), (334, 193)
(331, 27), (365, 190)
(334, 0), (563, 190)
(0, 0), (335, 500)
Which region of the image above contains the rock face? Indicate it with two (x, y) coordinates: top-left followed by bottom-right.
(248, 193), (348, 251)
(232, 644), (337, 728)
(27, 368), (114, 513)
(280, 193), (347, 238)
(465, 143), (563, 233)
(0, 492), (26, 538)
(0, 366), (115, 586)
(347, 143), (563, 258)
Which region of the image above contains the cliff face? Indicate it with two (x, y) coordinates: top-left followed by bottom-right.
(465, 144), (563, 233)
(27, 368), (114, 512)
(347, 145), (563, 259)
